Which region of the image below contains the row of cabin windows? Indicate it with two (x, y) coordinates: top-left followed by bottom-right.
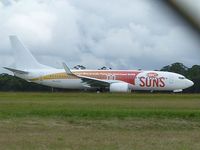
(44, 74), (169, 79)
(46, 74), (67, 78)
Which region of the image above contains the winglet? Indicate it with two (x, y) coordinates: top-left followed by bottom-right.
(62, 62), (74, 75)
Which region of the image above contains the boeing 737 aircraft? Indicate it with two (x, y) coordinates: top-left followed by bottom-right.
(4, 36), (194, 92)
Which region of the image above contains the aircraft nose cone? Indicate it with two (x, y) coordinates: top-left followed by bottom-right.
(190, 80), (194, 87)
(187, 79), (194, 87)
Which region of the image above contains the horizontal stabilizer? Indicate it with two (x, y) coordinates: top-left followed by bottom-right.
(3, 67), (29, 74)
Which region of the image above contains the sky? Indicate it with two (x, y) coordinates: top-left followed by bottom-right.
(0, 0), (200, 73)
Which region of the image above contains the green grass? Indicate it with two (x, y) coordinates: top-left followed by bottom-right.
(0, 92), (200, 119)
(0, 92), (200, 150)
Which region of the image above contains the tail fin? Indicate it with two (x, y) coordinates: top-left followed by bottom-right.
(9, 35), (50, 70)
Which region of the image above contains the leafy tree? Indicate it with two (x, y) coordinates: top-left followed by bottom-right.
(160, 62), (188, 75)
(73, 65), (86, 70)
(0, 74), (51, 92)
(185, 65), (200, 93)
(98, 66), (112, 70)
(186, 65), (200, 79)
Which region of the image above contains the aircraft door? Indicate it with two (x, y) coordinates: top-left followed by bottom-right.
(107, 74), (116, 80)
(169, 74), (174, 84)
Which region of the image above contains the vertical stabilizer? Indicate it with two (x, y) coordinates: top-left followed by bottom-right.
(9, 35), (49, 70)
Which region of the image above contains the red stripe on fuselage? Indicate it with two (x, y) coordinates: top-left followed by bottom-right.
(74, 70), (141, 85)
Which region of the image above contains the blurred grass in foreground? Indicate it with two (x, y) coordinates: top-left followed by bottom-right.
(0, 92), (200, 150)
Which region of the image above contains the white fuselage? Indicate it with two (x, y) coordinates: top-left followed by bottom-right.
(14, 69), (194, 92)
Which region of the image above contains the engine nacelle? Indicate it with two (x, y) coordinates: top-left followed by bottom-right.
(109, 83), (132, 92)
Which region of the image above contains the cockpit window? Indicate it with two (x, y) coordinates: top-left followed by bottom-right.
(178, 77), (185, 79)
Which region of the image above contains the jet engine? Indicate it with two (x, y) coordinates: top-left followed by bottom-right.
(109, 83), (132, 92)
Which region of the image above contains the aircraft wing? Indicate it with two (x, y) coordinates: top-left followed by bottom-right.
(79, 75), (111, 88)
(62, 63), (114, 88)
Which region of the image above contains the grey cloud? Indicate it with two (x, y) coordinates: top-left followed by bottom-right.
(0, 0), (199, 73)
(0, 0), (11, 6)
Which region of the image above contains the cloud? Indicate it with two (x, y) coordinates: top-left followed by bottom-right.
(0, 0), (199, 73)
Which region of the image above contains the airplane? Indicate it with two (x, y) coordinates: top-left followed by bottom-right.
(3, 36), (194, 92)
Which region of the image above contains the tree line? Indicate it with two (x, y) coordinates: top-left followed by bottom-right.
(0, 62), (200, 93)
(160, 63), (200, 93)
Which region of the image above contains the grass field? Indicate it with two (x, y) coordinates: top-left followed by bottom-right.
(0, 92), (200, 150)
